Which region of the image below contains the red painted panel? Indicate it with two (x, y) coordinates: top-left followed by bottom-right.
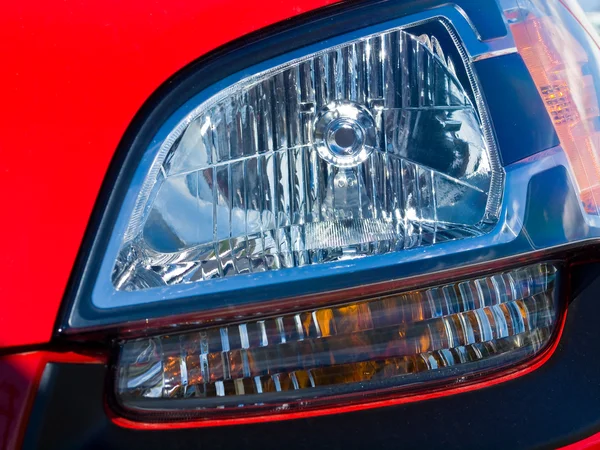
(0, 0), (338, 348)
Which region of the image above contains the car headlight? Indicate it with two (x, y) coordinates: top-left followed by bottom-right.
(62, 0), (600, 425)
(114, 26), (501, 292)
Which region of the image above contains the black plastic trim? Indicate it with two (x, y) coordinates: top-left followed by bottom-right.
(475, 54), (560, 166)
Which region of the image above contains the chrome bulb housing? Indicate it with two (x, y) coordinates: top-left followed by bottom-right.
(313, 101), (377, 167)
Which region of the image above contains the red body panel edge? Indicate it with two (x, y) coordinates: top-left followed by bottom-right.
(0, 0), (338, 350)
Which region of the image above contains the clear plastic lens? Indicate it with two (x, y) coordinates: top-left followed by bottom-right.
(113, 28), (501, 291)
(116, 263), (559, 416)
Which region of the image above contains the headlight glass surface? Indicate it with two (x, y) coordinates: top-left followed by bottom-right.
(113, 28), (502, 292)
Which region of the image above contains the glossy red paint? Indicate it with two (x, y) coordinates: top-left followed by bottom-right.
(0, 352), (105, 450)
(0, 0), (339, 350)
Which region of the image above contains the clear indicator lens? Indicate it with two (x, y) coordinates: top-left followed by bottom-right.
(113, 27), (501, 291)
(115, 263), (560, 418)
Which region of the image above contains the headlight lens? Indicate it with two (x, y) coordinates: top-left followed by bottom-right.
(113, 27), (502, 291)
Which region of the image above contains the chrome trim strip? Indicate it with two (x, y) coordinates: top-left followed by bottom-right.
(471, 47), (518, 62)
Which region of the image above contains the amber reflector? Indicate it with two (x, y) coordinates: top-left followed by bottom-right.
(510, 5), (600, 214)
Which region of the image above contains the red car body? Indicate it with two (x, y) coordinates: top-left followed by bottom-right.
(0, 1), (599, 449)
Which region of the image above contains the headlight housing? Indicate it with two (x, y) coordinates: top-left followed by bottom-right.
(62, 0), (600, 426)
(113, 26), (501, 292)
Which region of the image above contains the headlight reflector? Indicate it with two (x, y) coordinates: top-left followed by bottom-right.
(113, 27), (502, 291)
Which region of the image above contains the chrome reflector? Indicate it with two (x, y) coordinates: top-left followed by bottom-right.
(113, 28), (502, 291)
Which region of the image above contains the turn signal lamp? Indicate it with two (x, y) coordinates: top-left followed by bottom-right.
(509, 0), (600, 214)
(116, 263), (559, 419)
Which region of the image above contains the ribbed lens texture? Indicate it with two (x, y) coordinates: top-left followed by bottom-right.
(116, 263), (559, 414)
(114, 29), (499, 291)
